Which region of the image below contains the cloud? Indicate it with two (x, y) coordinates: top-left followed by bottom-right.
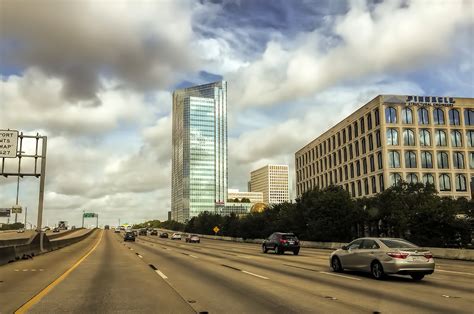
(228, 0), (473, 108)
(1, 0), (197, 101)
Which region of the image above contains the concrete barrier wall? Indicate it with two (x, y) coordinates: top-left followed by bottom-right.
(0, 229), (95, 266)
(157, 228), (474, 261)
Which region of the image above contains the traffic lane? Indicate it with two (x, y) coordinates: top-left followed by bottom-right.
(50, 228), (92, 240)
(0, 230), (100, 313)
(137, 236), (473, 313)
(0, 230), (35, 240)
(127, 237), (358, 314)
(29, 230), (194, 313)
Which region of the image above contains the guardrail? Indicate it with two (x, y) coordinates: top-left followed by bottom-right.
(0, 229), (96, 266)
(157, 228), (474, 261)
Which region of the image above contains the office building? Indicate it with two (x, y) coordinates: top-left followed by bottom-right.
(250, 165), (290, 204)
(171, 81), (228, 223)
(295, 95), (474, 199)
(228, 189), (264, 204)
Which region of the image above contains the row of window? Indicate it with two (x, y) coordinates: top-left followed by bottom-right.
(386, 128), (474, 147)
(296, 109), (381, 167)
(387, 151), (474, 169)
(297, 174), (385, 197)
(389, 173), (470, 192)
(385, 107), (474, 126)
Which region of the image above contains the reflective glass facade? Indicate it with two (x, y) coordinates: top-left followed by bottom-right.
(172, 81), (228, 223)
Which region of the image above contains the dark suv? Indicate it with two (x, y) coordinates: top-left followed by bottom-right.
(139, 229), (147, 236)
(124, 231), (136, 242)
(262, 232), (300, 255)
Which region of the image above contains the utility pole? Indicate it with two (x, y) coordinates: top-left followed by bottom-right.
(36, 136), (47, 252)
(24, 206), (27, 229)
(82, 210), (85, 228)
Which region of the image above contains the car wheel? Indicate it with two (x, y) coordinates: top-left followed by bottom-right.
(371, 261), (385, 280)
(410, 274), (425, 281)
(293, 249), (300, 255)
(275, 245), (283, 255)
(331, 256), (343, 272)
(262, 245), (268, 253)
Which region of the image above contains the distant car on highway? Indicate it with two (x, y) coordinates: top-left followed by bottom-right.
(330, 237), (435, 281)
(114, 228), (121, 233)
(150, 229), (158, 236)
(52, 227), (60, 233)
(139, 229), (147, 236)
(124, 231), (136, 242)
(262, 232), (300, 255)
(42, 226), (50, 231)
(171, 233), (182, 240)
(17, 228), (25, 233)
(159, 232), (169, 238)
(186, 234), (200, 243)
(104, 225), (110, 230)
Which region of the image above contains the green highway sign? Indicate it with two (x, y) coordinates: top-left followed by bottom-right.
(83, 213), (97, 218)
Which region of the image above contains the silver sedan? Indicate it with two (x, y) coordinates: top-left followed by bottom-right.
(329, 237), (435, 280)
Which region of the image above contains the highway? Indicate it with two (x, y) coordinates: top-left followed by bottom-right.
(0, 230), (472, 313)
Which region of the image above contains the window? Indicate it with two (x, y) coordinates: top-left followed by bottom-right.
(355, 140), (359, 156)
(422, 173), (434, 185)
(363, 158), (367, 174)
(470, 152), (474, 169)
(402, 107), (413, 124)
(451, 130), (462, 147)
(369, 155), (375, 172)
(367, 113), (373, 130)
(421, 151), (433, 168)
(403, 129), (415, 146)
(364, 178), (369, 195)
(343, 147), (347, 162)
(374, 109), (380, 126)
(453, 152), (464, 169)
(390, 173), (402, 186)
(375, 130), (381, 148)
(344, 165), (348, 180)
(406, 173), (418, 184)
(361, 138), (366, 154)
(371, 176), (377, 193)
(354, 122), (359, 137)
(377, 152), (383, 169)
(449, 109), (460, 125)
(348, 126), (352, 141)
(405, 151), (417, 168)
(357, 181), (362, 196)
(342, 130), (346, 143)
(350, 163), (354, 178)
(437, 152), (449, 169)
(439, 174), (451, 191)
(349, 144), (353, 159)
(388, 151), (400, 168)
(419, 129), (431, 146)
(379, 174), (385, 191)
(467, 131), (474, 147)
(435, 130), (447, 146)
(455, 174), (467, 192)
(418, 108), (429, 125)
(356, 160), (361, 176)
(386, 128), (398, 145)
(465, 109), (474, 125)
(351, 182), (355, 197)
(368, 134), (373, 150)
(360, 117), (365, 133)
(433, 108), (445, 125)
(385, 107), (397, 123)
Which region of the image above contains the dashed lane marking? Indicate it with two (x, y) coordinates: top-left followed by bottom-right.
(221, 264), (269, 280)
(242, 270), (269, 280)
(436, 269), (474, 276)
(189, 254), (198, 259)
(156, 270), (168, 279)
(319, 271), (362, 281)
(138, 254), (143, 258)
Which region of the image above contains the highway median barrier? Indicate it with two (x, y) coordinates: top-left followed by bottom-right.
(0, 228), (96, 266)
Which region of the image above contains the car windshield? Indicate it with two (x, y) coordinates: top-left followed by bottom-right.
(282, 235), (297, 240)
(380, 239), (418, 248)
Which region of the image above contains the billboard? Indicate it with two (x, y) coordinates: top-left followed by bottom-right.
(0, 208), (11, 217)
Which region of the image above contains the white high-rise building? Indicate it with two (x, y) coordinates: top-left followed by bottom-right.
(250, 165), (290, 204)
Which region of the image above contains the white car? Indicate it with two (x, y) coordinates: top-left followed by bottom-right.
(171, 233), (182, 240)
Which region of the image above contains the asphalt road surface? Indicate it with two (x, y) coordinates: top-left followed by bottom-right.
(1, 230), (473, 313)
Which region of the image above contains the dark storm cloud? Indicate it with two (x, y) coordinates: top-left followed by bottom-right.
(1, 0), (197, 101)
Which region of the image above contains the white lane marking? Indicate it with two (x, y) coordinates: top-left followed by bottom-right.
(436, 269), (474, 276)
(14, 269), (19, 272)
(39, 269), (44, 272)
(130, 248), (134, 251)
(189, 254), (198, 259)
(179, 245), (185, 247)
(22, 269), (28, 272)
(242, 270), (269, 280)
(319, 271), (361, 281)
(137, 254), (143, 258)
(156, 270), (168, 279)
(238, 255), (252, 259)
(31, 269), (36, 272)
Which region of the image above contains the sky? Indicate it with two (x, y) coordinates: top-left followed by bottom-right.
(0, 0), (473, 227)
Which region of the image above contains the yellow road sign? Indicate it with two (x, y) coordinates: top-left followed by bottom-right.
(213, 226), (220, 234)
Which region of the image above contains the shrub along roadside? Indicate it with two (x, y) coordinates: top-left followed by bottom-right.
(135, 183), (473, 248)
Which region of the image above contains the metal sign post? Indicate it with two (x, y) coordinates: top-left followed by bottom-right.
(1, 131), (47, 251)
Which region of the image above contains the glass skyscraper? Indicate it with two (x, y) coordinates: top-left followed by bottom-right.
(171, 81), (228, 223)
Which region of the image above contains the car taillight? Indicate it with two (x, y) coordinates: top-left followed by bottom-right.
(387, 252), (409, 259)
(280, 239), (287, 244)
(424, 253), (433, 259)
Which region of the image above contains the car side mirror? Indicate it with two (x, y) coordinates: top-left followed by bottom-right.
(341, 245), (348, 250)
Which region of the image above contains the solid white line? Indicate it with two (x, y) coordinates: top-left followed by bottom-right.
(242, 270), (269, 280)
(319, 271), (362, 281)
(137, 254), (143, 258)
(156, 270), (168, 279)
(238, 255), (252, 259)
(436, 269), (474, 276)
(189, 254), (198, 259)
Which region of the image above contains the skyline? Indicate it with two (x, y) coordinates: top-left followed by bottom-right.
(1, 0), (473, 227)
